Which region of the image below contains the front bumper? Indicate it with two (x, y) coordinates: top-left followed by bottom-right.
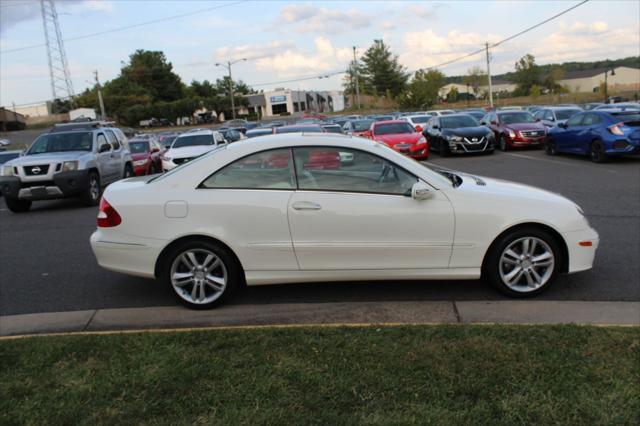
(0, 170), (91, 201)
(133, 162), (150, 176)
(563, 227), (599, 274)
(505, 135), (546, 148)
(391, 144), (429, 159)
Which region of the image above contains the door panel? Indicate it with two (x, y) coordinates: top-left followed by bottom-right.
(288, 191), (454, 270)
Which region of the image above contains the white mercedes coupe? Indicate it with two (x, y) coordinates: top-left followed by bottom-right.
(91, 133), (598, 309)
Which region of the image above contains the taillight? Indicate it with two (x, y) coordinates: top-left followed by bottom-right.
(608, 122), (625, 136)
(97, 197), (122, 228)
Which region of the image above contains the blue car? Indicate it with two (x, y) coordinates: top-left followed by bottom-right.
(545, 110), (640, 163)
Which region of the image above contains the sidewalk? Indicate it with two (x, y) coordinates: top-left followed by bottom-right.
(1, 300), (639, 337)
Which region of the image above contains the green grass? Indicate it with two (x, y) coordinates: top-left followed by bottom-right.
(1, 325), (638, 425)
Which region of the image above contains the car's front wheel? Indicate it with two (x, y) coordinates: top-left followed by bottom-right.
(4, 197), (31, 213)
(483, 227), (562, 297)
(161, 239), (242, 309)
(498, 135), (508, 151)
(81, 172), (101, 206)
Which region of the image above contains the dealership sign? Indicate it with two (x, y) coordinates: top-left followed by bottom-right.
(270, 95), (287, 103)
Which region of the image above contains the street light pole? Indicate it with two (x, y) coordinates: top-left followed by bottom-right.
(603, 68), (615, 103)
(216, 58), (247, 120)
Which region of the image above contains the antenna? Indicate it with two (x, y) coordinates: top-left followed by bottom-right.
(40, 0), (75, 107)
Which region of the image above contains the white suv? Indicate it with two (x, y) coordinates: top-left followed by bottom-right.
(162, 129), (226, 171)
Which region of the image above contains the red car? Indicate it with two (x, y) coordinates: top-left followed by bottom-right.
(273, 124), (325, 134)
(363, 120), (429, 160)
(272, 125), (339, 169)
(128, 138), (163, 175)
(482, 111), (547, 150)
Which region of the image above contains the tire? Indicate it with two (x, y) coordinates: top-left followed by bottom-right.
(498, 135), (508, 151)
(544, 138), (557, 156)
(81, 172), (101, 206)
(439, 139), (450, 157)
(160, 239), (242, 309)
(123, 164), (134, 178)
(589, 140), (607, 163)
(483, 227), (562, 298)
(5, 197), (31, 213)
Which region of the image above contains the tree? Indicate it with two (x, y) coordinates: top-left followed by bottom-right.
(464, 66), (487, 97)
(188, 80), (217, 98)
(446, 86), (459, 103)
(342, 61), (366, 96)
(360, 40), (408, 98)
(119, 49), (184, 102)
(398, 69), (446, 109)
(513, 54), (540, 96)
(543, 67), (566, 94)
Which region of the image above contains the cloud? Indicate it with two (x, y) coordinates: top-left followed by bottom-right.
(0, 0), (114, 35)
(271, 3), (371, 34)
(215, 40), (296, 63)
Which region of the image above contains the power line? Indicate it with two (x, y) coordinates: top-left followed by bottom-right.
(1, 0), (249, 54)
(418, 0), (590, 72)
(251, 70), (346, 87)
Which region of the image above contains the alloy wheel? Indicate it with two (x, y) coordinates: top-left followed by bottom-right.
(499, 237), (555, 293)
(89, 177), (100, 201)
(170, 249), (228, 305)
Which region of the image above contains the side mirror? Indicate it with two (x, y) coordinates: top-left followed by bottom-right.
(535, 118), (541, 122)
(151, 147), (160, 153)
(558, 122), (568, 129)
(415, 125), (423, 133)
(363, 130), (372, 138)
(411, 181), (433, 200)
(98, 144), (111, 153)
(480, 121), (486, 125)
(490, 120), (498, 125)
(550, 117), (556, 122)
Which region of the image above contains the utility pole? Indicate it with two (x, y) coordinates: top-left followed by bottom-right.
(485, 42), (494, 108)
(353, 46), (361, 110)
(94, 70), (106, 120)
(216, 58), (247, 120)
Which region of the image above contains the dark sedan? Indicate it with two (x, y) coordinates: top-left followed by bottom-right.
(424, 114), (495, 156)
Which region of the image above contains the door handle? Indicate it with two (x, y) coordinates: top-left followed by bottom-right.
(292, 201), (322, 211)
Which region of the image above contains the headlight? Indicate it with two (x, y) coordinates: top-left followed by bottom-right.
(133, 159), (148, 166)
(507, 129), (516, 138)
(486, 132), (494, 139)
(61, 161), (78, 172)
(447, 135), (463, 142)
(1, 165), (13, 176)
(418, 137), (426, 144)
(162, 156), (172, 161)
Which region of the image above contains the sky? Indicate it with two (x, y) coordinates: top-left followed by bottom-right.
(1, 0), (639, 107)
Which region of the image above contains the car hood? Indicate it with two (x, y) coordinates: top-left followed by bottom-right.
(457, 173), (572, 205)
(131, 152), (150, 161)
(165, 145), (216, 159)
(374, 133), (423, 146)
(504, 123), (546, 132)
(5, 151), (92, 166)
(442, 126), (491, 138)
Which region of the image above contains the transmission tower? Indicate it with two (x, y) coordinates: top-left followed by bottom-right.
(40, 0), (75, 106)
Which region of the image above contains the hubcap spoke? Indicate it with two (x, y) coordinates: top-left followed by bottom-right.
(171, 248), (228, 304)
(500, 237), (555, 293)
(530, 268), (543, 285)
(504, 266), (523, 284)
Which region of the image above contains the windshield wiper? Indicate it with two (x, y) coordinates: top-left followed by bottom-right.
(438, 170), (462, 187)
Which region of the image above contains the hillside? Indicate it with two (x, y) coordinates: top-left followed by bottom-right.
(446, 56), (640, 83)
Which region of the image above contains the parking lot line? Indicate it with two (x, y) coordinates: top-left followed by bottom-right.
(503, 153), (620, 174)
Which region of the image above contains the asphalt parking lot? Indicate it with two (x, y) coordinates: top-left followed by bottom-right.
(1, 149), (638, 316)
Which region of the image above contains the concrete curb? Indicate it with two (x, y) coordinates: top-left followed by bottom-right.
(1, 301), (638, 337)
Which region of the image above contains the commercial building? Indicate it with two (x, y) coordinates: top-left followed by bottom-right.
(557, 66), (640, 93)
(0, 108), (27, 131)
(241, 89), (345, 118)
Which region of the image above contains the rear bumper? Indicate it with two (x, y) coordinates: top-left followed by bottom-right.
(563, 227), (599, 274)
(0, 170), (90, 201)
(90, 230), (161, 279)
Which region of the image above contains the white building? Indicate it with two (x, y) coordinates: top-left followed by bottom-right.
(558, 66), (640, 93)
(69, 108), (96, 121)
(14, 102), (51, 118)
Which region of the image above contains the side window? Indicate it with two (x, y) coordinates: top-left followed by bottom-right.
(583, 114), (601, 126)
(96, 134), (110, 153)
(544, 110), (554, 121)
(566, 113), (584, 127)
(104, 130), (120, 150)
(200, 148), (295, 190)
(293, 147), (418, 196)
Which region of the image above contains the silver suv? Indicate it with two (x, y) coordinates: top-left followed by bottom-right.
(0, 122), (133, 212)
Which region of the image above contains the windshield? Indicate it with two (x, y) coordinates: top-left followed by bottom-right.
(441, 115), (479, 128)
(351, 119), (374, 131)
(374, 122), (415, 135)
(172, 134), (214, 148)
(555, 109), (582, 120)
(27, 132), (93, 154)
(129, 141), (150, 153)
(276, 126), (324, 134)
(411, 116), (431, 123)
(499, 112), (536, 124)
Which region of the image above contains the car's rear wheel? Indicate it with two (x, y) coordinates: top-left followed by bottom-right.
(161, 239), (241, 309)
(5, 197), (31, 213)
(589, 140), (607, 163)
(123, 164), (134, 178)
(81, 172), (101, 206)
(544, 138), (557, 156)
(483, 227), (562, 297)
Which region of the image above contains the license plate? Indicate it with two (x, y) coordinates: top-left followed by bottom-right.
(30, 187), (47, 197)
